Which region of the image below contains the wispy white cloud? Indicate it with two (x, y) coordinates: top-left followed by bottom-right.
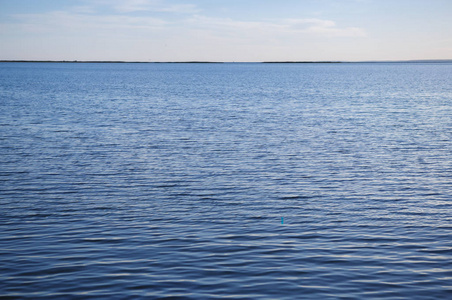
(92, 0), (199, 14)
(184, 15), (367, 39)
(3, 7), (366, 39)
(284, 18), (367, 37)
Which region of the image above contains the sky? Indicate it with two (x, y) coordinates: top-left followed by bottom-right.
(0, 0), (451, 62)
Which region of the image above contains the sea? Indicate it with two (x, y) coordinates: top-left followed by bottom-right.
(0, 62), (451, 299)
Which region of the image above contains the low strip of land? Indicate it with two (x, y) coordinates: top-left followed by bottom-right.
(0, 59), (451, 63)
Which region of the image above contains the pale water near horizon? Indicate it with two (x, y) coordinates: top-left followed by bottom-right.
(0, 62), (451, 299)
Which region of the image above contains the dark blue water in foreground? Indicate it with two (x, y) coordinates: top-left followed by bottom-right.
(1, 62), (451, 299)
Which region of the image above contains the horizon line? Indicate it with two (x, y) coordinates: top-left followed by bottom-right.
(1, 59), (452, 64)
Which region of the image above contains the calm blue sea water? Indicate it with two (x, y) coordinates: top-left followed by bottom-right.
(0, 62), (451, 299)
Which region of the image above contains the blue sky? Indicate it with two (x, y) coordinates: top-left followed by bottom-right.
(0, 0), (451, 61)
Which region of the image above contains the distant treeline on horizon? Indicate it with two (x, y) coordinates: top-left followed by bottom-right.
(1, 59), (452, 64)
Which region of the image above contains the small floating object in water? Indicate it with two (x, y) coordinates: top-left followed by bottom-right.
(281, 217), (284, 224)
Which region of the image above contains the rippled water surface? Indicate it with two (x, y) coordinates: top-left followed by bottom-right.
(1, 62), (451, 299)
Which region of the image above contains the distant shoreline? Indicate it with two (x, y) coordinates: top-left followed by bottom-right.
(0, 60), (226, 64)
(1, 60), (451, 64)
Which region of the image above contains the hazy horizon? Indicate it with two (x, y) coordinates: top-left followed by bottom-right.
(1, 0), (451, 62)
